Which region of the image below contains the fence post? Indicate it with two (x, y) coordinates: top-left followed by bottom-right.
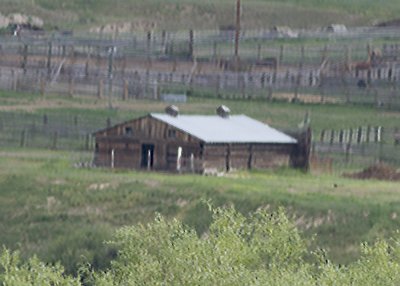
(52, 131), (58, 150)
(215, 74), (221, 97)
(345, 129), (353, 163)
(47, 41), (52, 79)
(267, 85), (273, 101)
(366, 44), (372, 86)
(357, 127), (362, 144)
(21, 44), (28, 74)
(366, 125), (371, 143)
(123, 79), (129, 100)
(147, 31), (152, 67)
(85, 134), (91, 151)
(379, 127), (384, 162)
(279, 45), (284, 68)
(374, 126), (382, 143)
(213, 41), (217, 62)
(107, 46), (115, 108)
(97, 79), (104, 99)
(339, 129), (344, 145)
(11, 69), (17, 91)
(330, 130), (335, 145)
(188, 29), (194, 60)
(68, 77), (74, 97)
(20, 129), (26, 148)
(161, 30), (166, 49)
(153, 79), (159, 100)
(293, 45), (304, 102)
(43, 114), (48, 126)
(260, 72), (265, 88)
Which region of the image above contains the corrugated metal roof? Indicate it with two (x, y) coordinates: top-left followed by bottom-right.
(150, 113), (297, 144)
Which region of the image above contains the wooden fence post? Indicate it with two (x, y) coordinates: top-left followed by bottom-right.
(330, 130), (335, 145)
(161, 30), (166, 49)
(97, 79), (104, 99)
(366, 125), (371, 143)
(20, 129), (26, 148)
(293, 45), (304, 102)
(339, 129), (344, 144)
(47, 41), (52, 79)
(345, 129), (353, 163)
(52, 131), (58, 150)
(215, 74), (221, 97)
(260, 72), (265, 88)
(11, 69), (17, 91)
(188, 29), (194, 60)
(85, 134), (90, 151)
(320, 130), (326, 142)
(147, 31), (152, 66)
(279, 45), (284, 68)
(123, 79), (129, 100)
(68, 77), (74, 97)
(21, 44), (28, 74)
(213, 41), (217, 62)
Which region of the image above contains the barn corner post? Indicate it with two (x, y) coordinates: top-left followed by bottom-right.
(290, 127), (312, 171)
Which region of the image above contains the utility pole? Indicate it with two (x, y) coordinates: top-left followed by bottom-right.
(234, 0), (241, 61)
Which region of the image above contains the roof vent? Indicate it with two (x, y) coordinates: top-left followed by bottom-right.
(165, 105), (179, 117)
(216, 105), (230, 118)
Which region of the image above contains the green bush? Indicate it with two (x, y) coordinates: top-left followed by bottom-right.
(3, 206), (400, 285)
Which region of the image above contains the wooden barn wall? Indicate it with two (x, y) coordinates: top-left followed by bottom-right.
(94, 115), (304, 172)
(251, 144), (294, 169)
(203, 144), (228, 171)
(94, 115), (202, 170)
(203, 143), (296, 172)
(93, 137), (141, 169)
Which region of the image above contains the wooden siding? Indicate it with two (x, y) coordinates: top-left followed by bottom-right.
(94, 115), (203, 170)
(93, 114), (306, 173)
(202, 143), (295, 172)
(251, 144), (293, 169)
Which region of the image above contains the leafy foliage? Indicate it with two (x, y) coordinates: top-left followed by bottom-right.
(0, 248), (79, 285)
(3, 205), (400, 285)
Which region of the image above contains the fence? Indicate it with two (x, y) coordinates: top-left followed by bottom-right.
(312, 126), (400, 170)
(0, 112), (107, 151)
(1, 110), (399, 169)
(1, 28), (400, 108)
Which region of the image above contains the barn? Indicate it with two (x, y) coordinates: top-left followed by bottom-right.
(93, 105), (310, 173)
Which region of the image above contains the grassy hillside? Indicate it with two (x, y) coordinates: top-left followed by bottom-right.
(1, 0), (400, 31)
(1, 90), (400, 134)
(1, 148), (400, 275)
(0, 89), (400, 274)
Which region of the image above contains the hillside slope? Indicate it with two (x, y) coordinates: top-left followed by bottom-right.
(1, 0), (399, 31)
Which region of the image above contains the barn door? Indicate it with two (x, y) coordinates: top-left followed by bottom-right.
(141, 144), (154, 169)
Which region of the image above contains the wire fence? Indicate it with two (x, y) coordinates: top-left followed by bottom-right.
(1, 28), (400, 169)
(0, 28), (400, 108)
(1, 111), (399, 168)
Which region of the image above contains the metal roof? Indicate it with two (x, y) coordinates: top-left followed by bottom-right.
(150, 113), (297, 144)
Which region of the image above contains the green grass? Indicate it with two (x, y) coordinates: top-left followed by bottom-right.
(1, 90), (399, 151)
(1, 148), (400, 274)
(2, 0), (400, 31)
(0, 90), (399, 274)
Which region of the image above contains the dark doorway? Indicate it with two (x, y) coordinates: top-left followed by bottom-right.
(141, 144), (154, 169)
